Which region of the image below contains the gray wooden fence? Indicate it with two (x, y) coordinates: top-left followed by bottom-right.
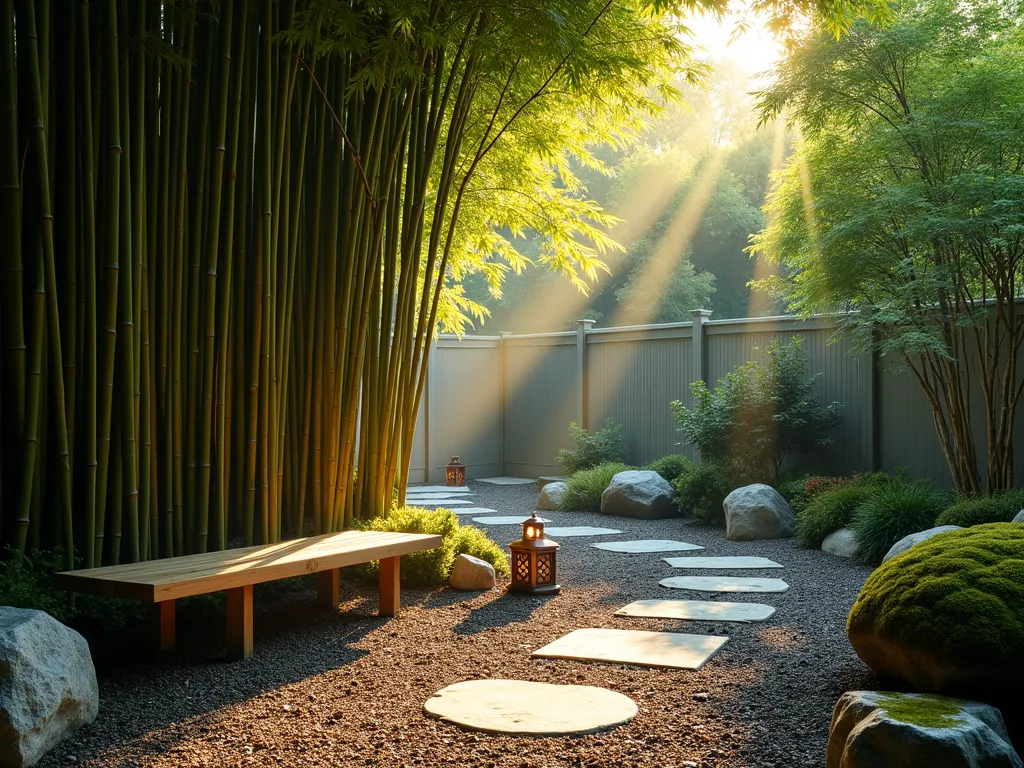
(409, 311), (1023, 487)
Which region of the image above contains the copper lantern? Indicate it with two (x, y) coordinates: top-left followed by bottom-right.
(445, 456), (466, 486)
(507, 513), (561, 595)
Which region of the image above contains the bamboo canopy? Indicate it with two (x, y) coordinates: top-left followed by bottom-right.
(0, 0), (878, 568)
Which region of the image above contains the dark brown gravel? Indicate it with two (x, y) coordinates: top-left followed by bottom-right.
(37, 481), (1012, 768)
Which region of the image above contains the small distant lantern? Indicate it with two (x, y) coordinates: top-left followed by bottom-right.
(508, 513), (561, 595)
(446, 456), (466, 487)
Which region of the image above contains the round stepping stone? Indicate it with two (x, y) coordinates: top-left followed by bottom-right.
(472, 516), (551, 525)
(543, 526), (622, 537)
(615, 599), (776, 622)
(662, 556), (782, 569)
(424, 679), (637, 735)
(660, 576), (790, 593)
(591, 539), (704, 554)
(532, 627), (728, 670)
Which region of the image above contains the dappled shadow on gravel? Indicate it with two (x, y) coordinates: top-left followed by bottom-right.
(41, 479), (1019, 768)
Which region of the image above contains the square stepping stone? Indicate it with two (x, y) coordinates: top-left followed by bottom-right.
(450, 507), (497, 516)
(406, 485), (473, 494)
(615, 599), (776, 623)
(476, 477), (536, 485)
(472, 516), (551, 525)
(532, 628), (728, 671)
(591, 540), (705, 554)
(543, 526), (622, 537)
(660, 576), (790, 593)
(662, 556), (782, 569)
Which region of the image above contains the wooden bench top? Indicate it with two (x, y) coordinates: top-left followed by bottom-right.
(55, 530), (442, 603)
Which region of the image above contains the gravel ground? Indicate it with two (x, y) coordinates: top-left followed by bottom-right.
(38, 481), (1019, 767)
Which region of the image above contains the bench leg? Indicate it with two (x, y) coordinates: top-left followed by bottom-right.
(379, 556), (400, 617)
(226, 585), (254, 660)
(148, 601), (175, 651)
(317, 568), (339, 610)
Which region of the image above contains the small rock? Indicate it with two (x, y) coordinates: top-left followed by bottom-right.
(827, 691), (1021, 768)
(723, 484), (796, 541)
(0, 608), (99, 768)
(449, 554), (496, 591)
(1012, 509), (1024, 523)
(537, 482), (567, 511)
(822, 528), (859, 559)
(536, 475), (565, 492)
(692, 693), (709, 702)
(600, 471), (677, 520)
(882, 525), (962, 562)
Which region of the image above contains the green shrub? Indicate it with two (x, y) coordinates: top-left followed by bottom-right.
(778, 471), (816, 507)
(850, 480), (955, 565)
(361, 507), (509, 586)
(670, 338), (842, 485)
(796, 484), (871, 548)
(644, 454), (693, 484)
(560, 462), (630, 512)
(788, 474), (851, 513)
(936, 489), (1024, 528)
(556, 419), (625, 476)
(672, 459), (735, 525)
(848, 524), (1024, 695)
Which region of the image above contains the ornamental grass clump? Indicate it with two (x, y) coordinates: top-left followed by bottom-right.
(796, 484), (871, 549)
(560, 462), (630, 512)
(361, 507), (508, 586)
(936, 489), (1024, 528)
(850, 480), (954, 565)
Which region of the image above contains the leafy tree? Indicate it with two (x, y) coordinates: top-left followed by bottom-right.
(751, 0), (1024, 494)
(671, 338), (842, 483)
(557, 419), (626, 476)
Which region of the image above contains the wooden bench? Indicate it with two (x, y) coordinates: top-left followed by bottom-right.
(55, 530), (442, 660)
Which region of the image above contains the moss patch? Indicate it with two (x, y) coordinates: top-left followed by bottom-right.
(849, 523), (1024, 665)
(872, 693), (965, 729)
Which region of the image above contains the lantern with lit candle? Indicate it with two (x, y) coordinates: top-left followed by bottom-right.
(445, 456), (466, 487)
(507, 513), (561, 595)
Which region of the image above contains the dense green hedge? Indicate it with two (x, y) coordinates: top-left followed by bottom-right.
(936, 490), (1024, 528)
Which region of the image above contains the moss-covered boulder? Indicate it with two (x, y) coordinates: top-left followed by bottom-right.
(848, 523), (1024, 695)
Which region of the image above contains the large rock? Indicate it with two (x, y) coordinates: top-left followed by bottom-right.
(449, 554), (496, 591)
(537, 481), (567, 511)
(1012, 509), (1024, 523)
(723, 484), (795, 541)
(822, 528), (860, 559)
(600, 471), (676, 520)
(882, 525), (962, 563)
(0, 608), (99, 767)
(827, 691), (1021, 768)
(537, 476), (565, 492)
(848, 524), (1024, 695)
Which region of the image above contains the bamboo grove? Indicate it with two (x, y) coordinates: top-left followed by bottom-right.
(0, 0), (872, 568)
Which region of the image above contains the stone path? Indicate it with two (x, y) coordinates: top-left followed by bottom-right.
(662, 556), (783, 569)
(542, 526), (622, 537)
(472, 515), (551, 525)
(660, 575), (790, 593)
(591, 539), (704, 554)
(615, 599), (776, 622)
(532, 627), (728, 671)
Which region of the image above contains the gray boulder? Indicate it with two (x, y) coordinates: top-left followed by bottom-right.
(1012, 509), (1024, 524)
(449, 554), (496, 591)
(723, 484), (795, 541)
(600, 470), (676, 520)
(822, 528), (860, 559)
(536, 475), (565, 492)
(0, 608), (99, 768)
(882, 525), (962, 563)
(537, 481), (567, 511)
(827, 691), (1021, 768)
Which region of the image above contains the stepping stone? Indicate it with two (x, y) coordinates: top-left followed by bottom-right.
(662, 556), (782, 569)
(406, 493), (476, 501)
(660, 576), (790, 593)
(591, 540), (704, 554)
(532, 627), (728, 671)
(406, 486), (473, 494)
(615, 599), (776, 623)
(450, 507), (497, 516)
(476, 477), (536, 485)
(408, 499), (474, 507)
(543, 526), (622, 537)
(472, 516), (551, 525)
(424, 679), (637, 735)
